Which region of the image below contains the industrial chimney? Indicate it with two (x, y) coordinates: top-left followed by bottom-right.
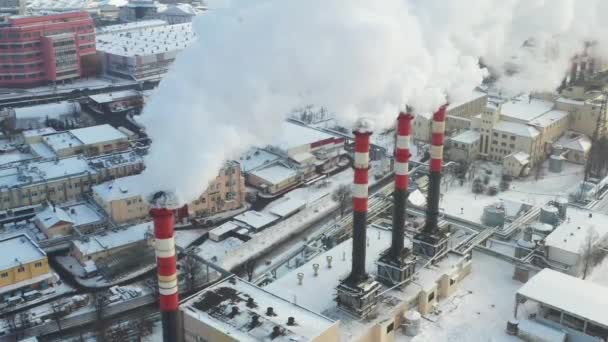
(150, 192), (181, 342)
(336, 120), (380, 318)
(377, 110), (417, 286)
(412, 104), (449, 260)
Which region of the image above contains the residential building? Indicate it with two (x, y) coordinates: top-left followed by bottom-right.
(0, 151), (144, 210)
(41, 124), (130, 157)
(181, 276), (340, 342)
(70, 221), (152, 264)
(0, 0), (26, 15)
(0, 234), (52, 298)
(96, 22), (195, 81)
(92, 161), (246, 223)
(0, 12), (96, 87)
(514, 268), (608, 342)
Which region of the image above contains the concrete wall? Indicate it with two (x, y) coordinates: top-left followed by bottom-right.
(0, 257), (49, 287)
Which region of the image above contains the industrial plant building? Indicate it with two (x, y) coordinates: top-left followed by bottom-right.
(0, 12), (96, 87)
(96, 21), (196, 81)
(0, 233), (53, 300)
(93, 161), (246, 223)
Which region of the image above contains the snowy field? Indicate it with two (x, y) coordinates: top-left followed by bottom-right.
(441, 160), (584, 223)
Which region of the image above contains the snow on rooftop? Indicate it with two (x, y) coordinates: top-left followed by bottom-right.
(494, 120), (539, 138)
(0, 156), (95, 188)
(35, 206), (75, 230)
(450, 130), (480, 144)
(29, 143), (56, 159)
(233, 210), (279, 230)
(239, 148), (281, 173)
(182, 276), (336, 342)
(248, 164), (299, 185)
(273, 122), (337, 150)
(507, 151), (530, 164)
(268, 197), (306, 218)
(42, 132), (83, 152)
(87, 150), (142, 170)
(529, 109), (568, 128)
(96, 22), (196, 58)
(92, 174), (144, 202)
(14, 101), (79, 120)
(88, 90), (140, 104)
(72, 221), (151, 256)
(518, 268), (608, 327)
(556, 131), (592, 153)
(544, 207), (608, 255)
(0, 234), (45, 271)
(22, 127), (57, 138)
(500, 96), (554, 122)
(196, 236), (244, 263)
(69, 124), (127, 145)
(62, 203), (104, 227)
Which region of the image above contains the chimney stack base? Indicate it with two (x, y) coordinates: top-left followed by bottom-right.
(336, 276), (381, 318)
(412, 231), (449, 261)
(376, 248), (417, 287)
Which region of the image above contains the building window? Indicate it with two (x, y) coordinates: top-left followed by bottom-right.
(427, 292), (435, 302)
(386, 322), (394, 333)
(493, 132), (498, 137)
(586, 323), (608, 340)
(509, 144), (515, 148)
(17, 266), (25, 273)
(34, 262), (42, 268)
(0, 272), (7, 278)
(561, 313), (585, 331)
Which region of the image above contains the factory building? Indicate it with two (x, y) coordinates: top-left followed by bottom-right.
(0, 234), (53, 299)
(514, 268), (608, 342)
(0, 151), (144, 210)
(41, 124), (130, 157)
(92, 161), (246, 223)
(0, 12), (96, 87)
(96, 22), (196, 81)
(181, 276), (340, 342)
(446, 130), (481, 164)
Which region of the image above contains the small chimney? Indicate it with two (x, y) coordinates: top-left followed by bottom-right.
(266, 307), (275, 316)
(287, 317), (296, 326)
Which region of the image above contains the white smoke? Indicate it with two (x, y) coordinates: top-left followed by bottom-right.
(139, 0), (608, 205)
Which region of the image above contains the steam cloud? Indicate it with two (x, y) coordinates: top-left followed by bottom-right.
(138, 0), (608, 205)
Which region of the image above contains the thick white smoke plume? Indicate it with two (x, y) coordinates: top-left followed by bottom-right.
(139, 0), (608, 205)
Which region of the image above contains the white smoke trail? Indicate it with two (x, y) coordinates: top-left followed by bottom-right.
(138, 0), (608, 205)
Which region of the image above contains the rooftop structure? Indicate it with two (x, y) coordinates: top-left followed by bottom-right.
(493, 120), (540, 138)
(70, 124), (128, 146)
(41, 124), (129, 157)
(0, 155), (94, 189)
(91, 173), (144, 203)
(71, 221), (152, 257)
(500, 97), (554, 123)
(0, 233), (45, 271)
(88, 90), (141, 105)
(96, 19), (167, 35)
(239, 148), (281, 173)
(181, 276), (339, 342)
(233, 210), (279, 231)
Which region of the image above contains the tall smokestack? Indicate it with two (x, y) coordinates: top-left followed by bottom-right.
(423, 104), (448, 234)
(348, 125), (372, 285)
(150, 207), (180, 342)
(390, 110), (413, 259)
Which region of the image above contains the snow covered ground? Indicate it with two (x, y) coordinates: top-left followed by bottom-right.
(441, 160), (584, 223)
(407, 251), (521, 342)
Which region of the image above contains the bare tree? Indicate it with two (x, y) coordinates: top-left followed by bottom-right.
(93, 292), (110, 342)
(50, 300), (65, 335)
(182, 251), (202, 292)
(332, 184), (352, 218)
(581, 228), (599, 279)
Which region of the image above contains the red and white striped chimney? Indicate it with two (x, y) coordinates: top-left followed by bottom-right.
(150, 208), (179, 342)
(390, 110), (413, 259)
(347, 124), (372, 285)
(424, 104), (448, 233)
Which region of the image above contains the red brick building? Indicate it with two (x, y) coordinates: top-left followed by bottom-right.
(0, 12), (97, 87)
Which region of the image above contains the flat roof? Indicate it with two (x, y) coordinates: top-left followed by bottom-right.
(88, 90), (140, 104)
(518, 268), (608, 327)
(72, 221), (152, 256)
(500, 96), (554, 123)
(14, 102), (78, 120)
(556, 131), (591, 153)
(544, 207), (608, 255)
(268, 198), (306, 218)
(42, 132), (83, 152)
(0, 155), (96, 188)
(239, 148), (281, 173)
(70, 124), (127, 145)
(35, 205), (74, 230)
(249, 164), (298, 185)
(22, 127), (57, 138)
(494, 120), (539, 138)
(274, 122), (337, 150)
(0, 234), (46, 271)
(181, 276), (336, 342)
(92, 174), (144, 202)
(450, 130), (480, 144)
(530, 109), (568, 128)
(233, 210), (279, 230)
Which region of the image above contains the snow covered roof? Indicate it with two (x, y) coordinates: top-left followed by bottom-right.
(518, 268), (608, 327)
(92, 174), (144, 202)
(268, 197), (306, 218)
(530, 109), (568, 128)
(500, 96), (554, 122)
(88, 90), (140, 104)
(42, 132), (83, 151)
(0, 156), (95, 188)
(0, 234), (46, 271)
(449, 130), (480, 145)
(239, 148), (281, 172)
(14, 102), (79, 120)
(273, 122), (338, 150)
(72, 221), (151, 256)
(70, 124), (127, 145)
(35, 206), (74, 230)
(555, 132), (592, 153)
(544, 208), (608, 255)
(158, 3), (196, 16)
(61, 203), (104, 227)
(249, 164), (298, 185)
(494, 121), (539, 138)
(96, 22), (196, 58)
(96, 19), (167, 35)
(181, 276), (336, 342)
(22, 127), (57, 139)
(506, 151), (530, 165)
(87, 150), (142, 170)
(233, 210), (279, 230)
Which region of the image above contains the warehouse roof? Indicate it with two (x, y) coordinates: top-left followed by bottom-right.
(249, 164), (298, 185)
(70, 124), (127, 145)
(544, 208), (608, 255)
(494, 120), (539, 138)
(450, 130), (480, 145)
(0, 234), (46, 271)
(0, 156), (95, 188)
(92, 174), (144, 202)
(500, 96), (554, 123)
(518, 268), (608, 327)
(88, 90), (140, 104)
(72, 221), (152, 256)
